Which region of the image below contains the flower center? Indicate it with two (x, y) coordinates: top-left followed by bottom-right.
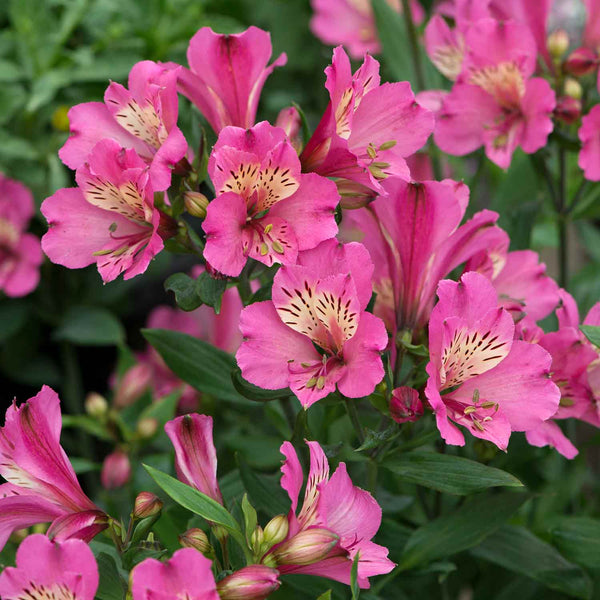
(469, 61), (525, 109)
(0, 217), (19, 249)
(17, 582), (77, 600)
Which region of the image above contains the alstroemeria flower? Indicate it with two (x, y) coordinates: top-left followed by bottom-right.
(341, 178), (503, 337)
(466, 228), (559, 325)
(132, 548), (219, 600)
(425, 272), (560, 450)
(177, 27), (287, 134)
(578, 105), (600, 181)
(435, 18), (556, 169)
(42, 139), (176, 282)
(0, 386), (107, 550)
(165, 414), (223, 504)
(526, 290), (600, 458)
(59, 60), (188, 191)
(301, 47), (434, 194)
(310, 0), (424, 59)
(0, 534), (98, 600)
(0, 173), (42, 297)
(237, 240), (388, 408)
(203, 121), (339, 276)
(268, 440), (394, 588)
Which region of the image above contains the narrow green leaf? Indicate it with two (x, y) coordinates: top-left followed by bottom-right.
(399, 492), (528, 570)
(241, 493), (258, 542)
(231, 367), (291, 402)
(142, 329), (249, 404)
(54, 306), (124, 346)
(143, 464), (245, 545)
(164, 273), (203, 311)
(351, 552), (361, 600)
(382, 452), (523, 495)
(69, 457), (100, 474)
(316, 592), (332, 600)
(61, 415), (112, 441)
(549, 516), (600, 569)
(237, 454), (290, 516)
(471, 525), (592, 599)
(95, 553), (128, 600)
(580, 325), (600, 347)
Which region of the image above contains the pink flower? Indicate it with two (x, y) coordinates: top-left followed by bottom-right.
(132, 548), (219, 600)
(390, 386), (423, 424)
(0, 174), (42, 297)
(310, 0), (424, 59)
(301, 47), (434, 193)
(237, 240), (388, 408)
(0, 386), (107, 550)
(217, 565), (281, 600)
(425, 272), (560, 450)
(59, 61), (188, 191)
(165, 414), (223, 504)
(203, 121), (339, 277)
(42, 139), (176, 283)
(434, 18), (556, 169)
(341, 178), (502, 336)
(269, 440), (394, 588)
(0, 534), (98, 600)
(526, 290), (600, 458)
(466, 229), (560, 325)
(101, 450), (131, 490)
(424, 14), (466, 81)
(579, 105), (600, 181)
(177, 27), (286, 134)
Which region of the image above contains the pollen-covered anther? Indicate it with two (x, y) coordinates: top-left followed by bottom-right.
(260, 243), (269, 256)
(472, 418), (485, 432)
(379, 140), (397, 151)
(272, 240), (285, 254)
(306, 377), (318, 388)
(316, 376), (326, 389)
(463, 405), (477, 415)
(264, 223), (273, 234)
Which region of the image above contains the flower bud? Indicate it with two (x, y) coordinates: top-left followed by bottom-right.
(184, 191), (209, 218)
(179, 528), (213, 557)
(275, 106), (302, 152)
(113, 363), (152, 408)
(547, 29), (569, 58)
(390, 386), (424, 424)
(564, 47), (599, 76)
(85, 392), (108, 419)
(101, 450), (131, 490)
(251, 525), (265, 553)
(263, 515), (289, 546)
(133, 492), (163, 519)
(335, 179), (378, 209)
(271, 528), (339, 566)
(137, 416), (159, 438)
(564, 77), (583, 100)
(217, 565), (280, 600)
(554, 96), (582, 124)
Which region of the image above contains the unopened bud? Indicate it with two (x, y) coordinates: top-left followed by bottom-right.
(275, 106), (303, 152)
(564, 77), (583, 100)
(133, 492), (163, 519)
(547, 29), (569, 58)
(101, 450), (131, 490)
(184, 191), (209, 218)
(565, 47), (599, 76)
(85, 392), (108, 418)
(137, 417), (158, 438)
(179, 528), (213, 557)
(271, 528), (339, 566)
(554, 96), (582, 124)
(217, 565), (280, 600)
(390, 386), (424, 424)
(263, 515), (289, 546)
(113, 363), (152, 408)
(251, 525), (265, 550)
(335, 179), (377, 209)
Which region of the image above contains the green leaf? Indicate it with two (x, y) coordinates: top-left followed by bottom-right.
(95, 553), (128, 600)
(143, 464), (246, 547)
(164, 272), (203, 311)
(399, 492), (528, 570)
(241, 493), (258, 542)
(381, 451), (523, 495)
(580, 325), (600, 347)
(142, 329), (249, 404)
(0, 300), (29, 343)
(351, 552), (360, 600)
(61, 415), (112, 441)
(231, 367), (291, 402)
(197, 271), (228, 313)
(471, 525), (592, 599)
(356, 426), (398, 452)
(69, 457), (100, 474)
(316, 592), (332, 600)
(54, 306), (125, 346)
(139, 391), (179, 429)
(549, 517), (600, 569)
(237, 454), (290, 516)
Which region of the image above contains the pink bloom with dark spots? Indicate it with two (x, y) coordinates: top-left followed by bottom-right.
(203, 122), (339, 277)
(301, 47), (434, 193)
(42, 139), (176, 283)
(0, 174), (42, 297)
(270, 440), (394, 588)
(59, 61), (188, 191)
(0, 386), (107, 550)
(177, 27), (286, 134)
(425, 272), (560, 450)
(0, 534), (98, 600)
(237, 240), (388, 408)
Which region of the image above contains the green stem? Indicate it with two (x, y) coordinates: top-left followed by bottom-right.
(557, 147), (569, 289)
(346, 398), (365, 445)
(400, 0), (426, 92)
(280, 396), (297, 436)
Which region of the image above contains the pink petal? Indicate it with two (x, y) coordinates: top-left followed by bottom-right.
(579, 105), (600, 181)
(280, 441), (303, 517)
(526, 420), (578, 459)
(519, 77), (556, 154)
